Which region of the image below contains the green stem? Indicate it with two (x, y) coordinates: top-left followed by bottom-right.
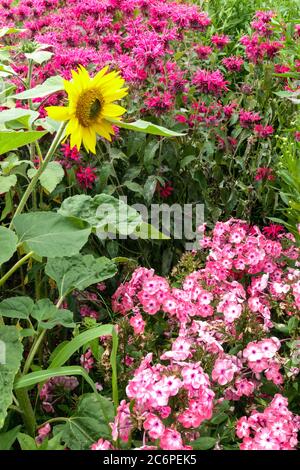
(9, 122), (66, 228)
(23, 329), (47, 376)
(38, 417), (68, 428)
(56, 296), (65, 309)
(0, 251), (34, 288)
(14, 388), (36, 437)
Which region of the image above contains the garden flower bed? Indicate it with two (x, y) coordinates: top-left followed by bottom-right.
(0, 0), (299, 453)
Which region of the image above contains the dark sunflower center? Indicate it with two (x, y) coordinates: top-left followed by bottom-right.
(89, 99), (102, 120)
(76, 89), (103, 127)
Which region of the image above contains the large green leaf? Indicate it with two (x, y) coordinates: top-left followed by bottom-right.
(0, 108), (39, 129)
(59, 393), (115, 450)
(0, 174), (17, 193)
(108, 118), (184, 137)
(0, 226), (18, 265)
(28, 161), (64, 193)
(14, 366), (96, 392)
(13, 76), (64, 100)
(45, 254), (117, 299)
(0, 425), (21, 450)
(0, 326), (23, 429)
(58, 194), (142, 235)
(0, 296), (34, 320)
(13, 212), (91, 258)
(17, 433), (38, 450)
(0, 131), (47, 155)
(31, 299), (75, 330)
(25, 50), (53, 65)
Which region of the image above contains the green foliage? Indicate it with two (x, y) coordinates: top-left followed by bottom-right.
(45, 254), (117, 298)
(13, 212), (91, 258)
(0, 131), (47, 155)
(0, 226), (17, 265)
(0, 326), (23, 429)
(58, 393), (115, 450)
(28, 162), (64, 193)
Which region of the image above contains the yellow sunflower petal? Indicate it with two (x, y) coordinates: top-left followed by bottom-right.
(45, 106), (70, 121)
(82, 126), (97, 153)
(101, 103), (127, 118)
(101, 88), (128, 102)
(94, 120), (114, 141)
(66, 118), (82, 150)
(92, 66), (110, 86)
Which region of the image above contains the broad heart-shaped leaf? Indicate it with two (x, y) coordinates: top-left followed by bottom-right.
(28, 161), (64, 193)
(108, 118), (185, 137)
(58, 194), (142, 235)
(25, 50), (53, 65)
(13, 212), (91, 258)
(45, 254), (117, 298)
(0, 130), (47, 155)
(0, 174), (17, 193)
(31, 299), (75, 330)
(0, 326), (23, 429)
(0, 296), (34, 320)
(0, 226), (18, 265)
(60, 393), (115, 450)
(0, 108), (39, 129)
(13, 76), (64, 100)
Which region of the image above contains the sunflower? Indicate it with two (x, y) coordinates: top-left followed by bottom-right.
(45, 65), (128, 153)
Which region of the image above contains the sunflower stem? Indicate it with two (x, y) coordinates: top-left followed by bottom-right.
(10, 122), (66, 228)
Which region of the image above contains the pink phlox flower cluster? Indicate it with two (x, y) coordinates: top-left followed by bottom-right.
(236, 394), (300, 450)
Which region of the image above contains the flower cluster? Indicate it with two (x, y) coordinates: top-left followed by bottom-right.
(236, 394), (300, 450)
(108, 219), (300, 449)
(39, 376), (79, 413)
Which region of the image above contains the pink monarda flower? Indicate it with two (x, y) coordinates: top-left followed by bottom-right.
(195, 44), (212, 59)
(274, 64), (290, 74)
(76, 166), (97, 189)
(255, 167), (275, 181)
(295, 131), (300, 142)
(263, 224), (285, 239)
(192, 69), (229, 96)
(239, 109), (261, 128)
(222, 56), (244, 72)
(254, 124), (274, 138)
(211, 34), (230, 49)
(61, 143), (81, 168)
(91, 439), (113, 450)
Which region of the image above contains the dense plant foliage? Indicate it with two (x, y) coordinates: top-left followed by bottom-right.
(0, 0), (299, 452)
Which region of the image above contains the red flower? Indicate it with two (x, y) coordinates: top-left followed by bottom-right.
(255, 167), (275, 181)
(262, 224), (285, 239)
(157, 181), (174, 198)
